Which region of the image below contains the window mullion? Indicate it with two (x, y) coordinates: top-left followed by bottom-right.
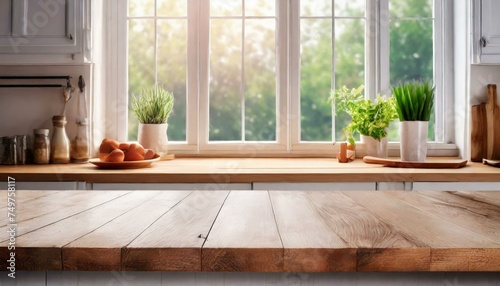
(331, 1), (336, 141)
(186, 0), (200, 149)
(289, 0), (300, 148)
(198, 0), (210, 150)
(379, 0), (390, 95)
(277, 0), (288, 150)
(241, 1), (246, 142)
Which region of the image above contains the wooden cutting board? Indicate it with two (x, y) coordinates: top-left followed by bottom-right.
(471, 84), (500, 162)
(363, 156), (468, 168)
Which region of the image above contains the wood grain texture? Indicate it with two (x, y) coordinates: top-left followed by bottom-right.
(342, 191), (500, 271)
(270, 191), (355, 272)
(0, 190), (499, 272)
(6, 191), (161, 271)
(386, 191), (500, 243)
(123, 191), (229, 271)
(305, 192), (428, 271)
(471, 103), (487, 162)
(202, 191), (283, 272)
(2, 158), (500, 184)
(486, 84), (500, 159)
(431, 248), (500, 271)
(0, 191), (130, 230)
(63, 191), (192, 271)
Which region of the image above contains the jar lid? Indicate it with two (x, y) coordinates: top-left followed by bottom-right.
(52, 115), (66, 121)
(34, 129), (49, 135)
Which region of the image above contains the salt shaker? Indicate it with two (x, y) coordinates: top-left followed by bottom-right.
(50, 115), (70, 164)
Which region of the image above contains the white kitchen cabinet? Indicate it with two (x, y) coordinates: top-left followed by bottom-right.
(412, 182), (500, 191)
(475, 0), (500, 63)
(0, 0), (86, 57)
(92, 183), (252, 191)
(252, 182), (377, 191)
(5, 181), (82, 190)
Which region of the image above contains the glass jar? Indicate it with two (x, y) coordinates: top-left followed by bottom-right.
(70, 118), (90, 163)
(50, 115), (70, 164)
(1, 136), (17, 165)
(33, 129), (50, 164)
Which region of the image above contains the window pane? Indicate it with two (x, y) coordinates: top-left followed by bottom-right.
(390, 20), (433, 83)
(158, 0), (187, 17)
(209, 19), (242, 141)
(335, 19), (365, 142)
(246, 0), (275, 17)
(300, 0), (332, 17)
(390, 19), (434, 141)
(390, 0), (432, 18)
(300, 19), (332, 141)
(128, 19), (156, 141)
(211, 0), (242, 17)
(157, 20), (187, 141)
(129, 0), (155, 17)
(245, 19), (276, 141)
(334, 0), (365, 17)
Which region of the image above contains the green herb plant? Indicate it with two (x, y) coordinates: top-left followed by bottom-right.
(329, 85), (398, 143)
(392, 80), (434, 121)
(132, 85), (174, 124)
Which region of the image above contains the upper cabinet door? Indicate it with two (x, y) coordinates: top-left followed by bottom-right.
(479, 0), (500, 63)
(0, 0), (82, 55)
(0, 0), (12, 37)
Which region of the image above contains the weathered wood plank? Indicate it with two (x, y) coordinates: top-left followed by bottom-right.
(431, 248), (500, 271)
(1, 191), (161, 271)
(304, 191), (428, 272)
(387, 191), (500, 243)
(342, 191), (500, 271)
(202, 191), (283, 272)
(0, 191), (131, 238)
(453, 191), (500, 207)
(0, 190), (129, 228)
(63, 191), (192, 271)
(270, 191), (355, 272)
(123, 191), (229, 271)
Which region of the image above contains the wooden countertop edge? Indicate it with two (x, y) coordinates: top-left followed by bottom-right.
(0, 159), (499, 183)
(5, 246), (500, 272)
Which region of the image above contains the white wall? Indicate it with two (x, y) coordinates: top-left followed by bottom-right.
(470, 65), (500, 105)
(0, 65), (91, 142)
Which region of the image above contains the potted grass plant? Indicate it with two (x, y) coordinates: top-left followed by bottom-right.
(330, 85), (398, 158)
(132, 85), (174, 158)
(392, 80), (434, 162)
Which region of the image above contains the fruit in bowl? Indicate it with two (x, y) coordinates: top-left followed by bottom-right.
(98, 139), (158, 163)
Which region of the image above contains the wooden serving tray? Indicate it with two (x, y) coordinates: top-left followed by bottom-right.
(363, 156), (468, 168)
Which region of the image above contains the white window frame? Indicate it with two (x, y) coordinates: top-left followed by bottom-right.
(114, 0), (458, 157)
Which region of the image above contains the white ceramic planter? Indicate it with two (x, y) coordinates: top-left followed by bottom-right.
(138, 123), (169, 158)
(362, 135), (388, 158)
(400, 121), (428, 162)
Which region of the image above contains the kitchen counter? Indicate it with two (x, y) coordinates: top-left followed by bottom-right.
(2, 190), (500, 272)
(0, 158), (499, 183)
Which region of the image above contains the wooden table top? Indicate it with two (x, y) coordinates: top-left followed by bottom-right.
(1, 190), (500, 272)
(1, 158), (499, 183)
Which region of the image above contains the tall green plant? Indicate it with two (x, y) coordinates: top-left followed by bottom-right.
(329, 85), (398, 142)
(392, 81), (435, 121)
(132, 85), (174, 124)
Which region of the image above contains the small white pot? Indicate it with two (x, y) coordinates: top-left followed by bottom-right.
(362, 135), (388, 158)
(138, 123), (169, 158)
(400, 121), (428, 162)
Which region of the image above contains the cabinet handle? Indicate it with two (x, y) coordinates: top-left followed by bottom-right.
(481, 37), (487, 48)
